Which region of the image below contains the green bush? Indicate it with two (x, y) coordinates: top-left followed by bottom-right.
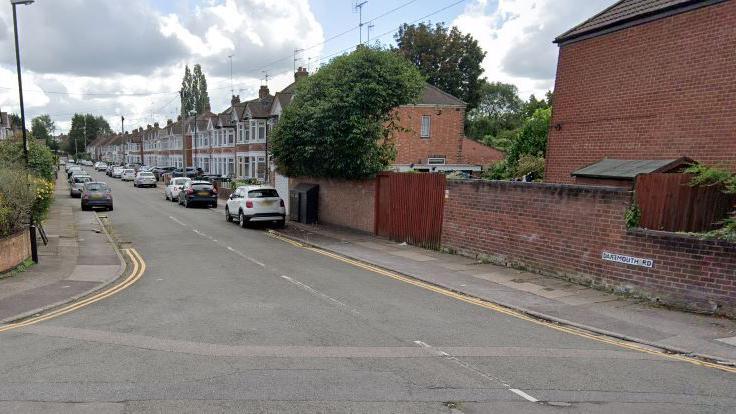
(230, 178), (261, 189)
(0, 139), (56, 181)
(513, 154), (545, 181)
(0, 169), (35, 238)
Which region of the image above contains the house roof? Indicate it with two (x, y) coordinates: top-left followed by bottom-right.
(554, 0), (723, 44)
(417, 84), (465, 107)
(243, 95), (274, 118)
(571, 158), (694, 179)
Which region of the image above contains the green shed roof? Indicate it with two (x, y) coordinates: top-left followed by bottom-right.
(572, 158), (693, 180)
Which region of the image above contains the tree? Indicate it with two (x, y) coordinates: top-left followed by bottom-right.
(523, 92), (553, 118)
(271, 46), (424, 179)
(180, 64), (210, 116)
(192, 64), (210, 113)
(63, 113), (112, 155)
(0, 137), (56, 181)
(467, 82), (524, 140)
(505, 107), (552, 170)
(394, 23), (486, 111)
(31, 114), (57, 150)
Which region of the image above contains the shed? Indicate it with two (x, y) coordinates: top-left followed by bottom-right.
(571, 158), (693, 188)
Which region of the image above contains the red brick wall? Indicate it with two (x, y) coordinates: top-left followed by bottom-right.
(546, 1), (736, 183)
(289, 176), (376, 233)
(394, 106), (465, 165)
(461, 138), (504, 166)
(442, 180), (736, 316)
(0, 230), (31, 273)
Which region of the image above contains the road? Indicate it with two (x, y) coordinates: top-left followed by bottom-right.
(0, 170), (734, 413)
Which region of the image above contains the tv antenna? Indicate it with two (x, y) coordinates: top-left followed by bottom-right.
(367, 22), (375, 43)
(294, 48), (304, 72)
(353, 1), (368, 44)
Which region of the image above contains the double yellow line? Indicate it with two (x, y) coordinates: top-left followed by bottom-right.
(267, 231), (736, 374)
(0, 248), (145, 333)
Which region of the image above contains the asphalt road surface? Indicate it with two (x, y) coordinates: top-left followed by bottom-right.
(0, 171), (734, 413)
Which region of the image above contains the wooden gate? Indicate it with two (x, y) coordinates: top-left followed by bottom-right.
(375, 172), (446, 249)
(635, 173), (735, 232)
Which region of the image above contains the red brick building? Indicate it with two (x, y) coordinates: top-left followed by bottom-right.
(546, 0), (736, 184)
(393, 84), (502, 172)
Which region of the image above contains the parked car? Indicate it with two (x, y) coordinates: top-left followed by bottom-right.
(225, 185), (285, 228)
(111, 166), (124, 178)
(164, 177), (191, 202)
(95, 162), (108, 171)
(172, 167), (202, 178)
(179, 180), (218, 208)
(69, 174), (93, 198)
(66, 165), (83, 179)
(121, 169), (136, 181)
(81, 182), (113, 211)
(133, 171), (156, 188)
(152, 166), (176, 181)
(68, 169), (88, 183)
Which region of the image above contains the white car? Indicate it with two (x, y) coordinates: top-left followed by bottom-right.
(133, 171), (157, 188)
(95, 162), (108, 171)
(111, 166), (124, 178)
(120, 169), (136, 181)
(225, 185), (286, 228)
(165, 177), (191, 202)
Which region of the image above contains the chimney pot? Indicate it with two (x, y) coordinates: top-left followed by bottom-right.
(154, 122), (159, 128)
(167, 119), (173, 125)
(177, 115), (182, 121)
(295, 66), (308, 82)
(231, 95), (240, 106)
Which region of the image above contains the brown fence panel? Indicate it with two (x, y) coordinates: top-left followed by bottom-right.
(375, 172), (446, 249)
(635, 173), (734, 232)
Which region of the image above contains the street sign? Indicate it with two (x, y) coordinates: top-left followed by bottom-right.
(602, 251), (654, 268)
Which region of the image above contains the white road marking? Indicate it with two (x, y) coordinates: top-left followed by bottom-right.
(413, 339), (542, 403)
(168, 216), (186, 226)
(510, 388), (539, 403)
(281, 275), (360, 316)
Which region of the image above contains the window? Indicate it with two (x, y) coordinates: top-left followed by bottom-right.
(250, 120), (257, 142)
(227, 129), (234, 145)
(420, 115), (431, 138)
(258, 120), (266, 141)
(237, 123), (244, 143)
(227, 157), (234, 176)
(427, 157), (446, 165)
(244, 124), (250, 142)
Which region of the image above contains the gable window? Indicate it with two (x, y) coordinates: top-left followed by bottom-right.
(420, 115), (431, 138)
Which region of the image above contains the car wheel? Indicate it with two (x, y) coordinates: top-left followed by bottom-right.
(225, 207), (233, 222)
(165, 193), (169, 201)
(212, 202), (218, 209)
(108, 205), (113, 211)
(81, 205), (88, 211)
(276, 219), (286, 229)
(239, 211), (247, 228)
(184, 199), (190, 208)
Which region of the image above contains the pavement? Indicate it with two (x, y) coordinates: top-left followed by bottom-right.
(274, 222), (736, 365)
(0, 172), (125, 323)
(0, 170), (734, 413)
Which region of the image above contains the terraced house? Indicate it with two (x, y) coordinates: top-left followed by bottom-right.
(105, 67), (500, 179)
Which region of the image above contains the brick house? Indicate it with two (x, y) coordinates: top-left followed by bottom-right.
(546, 0), (736, 184)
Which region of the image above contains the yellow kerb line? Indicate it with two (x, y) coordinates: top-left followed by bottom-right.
(0, 248), (146, 333)
(266, 231), (736, 374)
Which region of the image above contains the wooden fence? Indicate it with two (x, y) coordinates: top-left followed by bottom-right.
(635, 173), (735, 232)
(375, 173), (446, 249)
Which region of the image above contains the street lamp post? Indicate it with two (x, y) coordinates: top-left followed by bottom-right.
(12, 0), (37, 263)
(189, 110), (197, 175)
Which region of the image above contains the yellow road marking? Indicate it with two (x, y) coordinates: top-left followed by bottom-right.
(266, 231), (736, 374)
(0, 248), (146, 333)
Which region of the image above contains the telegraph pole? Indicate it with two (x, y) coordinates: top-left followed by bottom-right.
(228, 54), (234, 96)
(354, 1), (368, 44)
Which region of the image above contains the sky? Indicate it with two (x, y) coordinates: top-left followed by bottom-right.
(0, 0), (613, 134)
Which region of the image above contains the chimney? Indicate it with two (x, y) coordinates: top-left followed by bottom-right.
(231, 95), (240, 106)
(295, 66), (308, 82)
(167, 119), (173, 126)
(147, 124), (152, 130)
(177, 115), (182, 122)
(259, 85), (269, 99)
(154, 122), (159, 128)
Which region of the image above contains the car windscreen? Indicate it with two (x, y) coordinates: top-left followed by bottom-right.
(248, 189), (279, 198)
(173, 179), (190, 185)
(191, 183), (213, 191)
(123, 169), (134, 174)
(74, 176), (92, 183)
(84, 183), (106, 191)
(139, 172), (154, 177)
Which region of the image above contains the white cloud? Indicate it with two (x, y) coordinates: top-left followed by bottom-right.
(0, 0), (324, 134)
(452, 0), (612, 98)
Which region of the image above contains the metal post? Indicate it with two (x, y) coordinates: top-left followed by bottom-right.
(12, 1), (38, 263)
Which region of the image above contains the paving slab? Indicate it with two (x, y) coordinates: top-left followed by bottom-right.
(0, 172), (125, 323)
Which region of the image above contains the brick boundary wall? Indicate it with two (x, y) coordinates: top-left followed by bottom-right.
(0, 229), (31, 273)
(289, 177), (376, 233)
(442, 180), (736, 316)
